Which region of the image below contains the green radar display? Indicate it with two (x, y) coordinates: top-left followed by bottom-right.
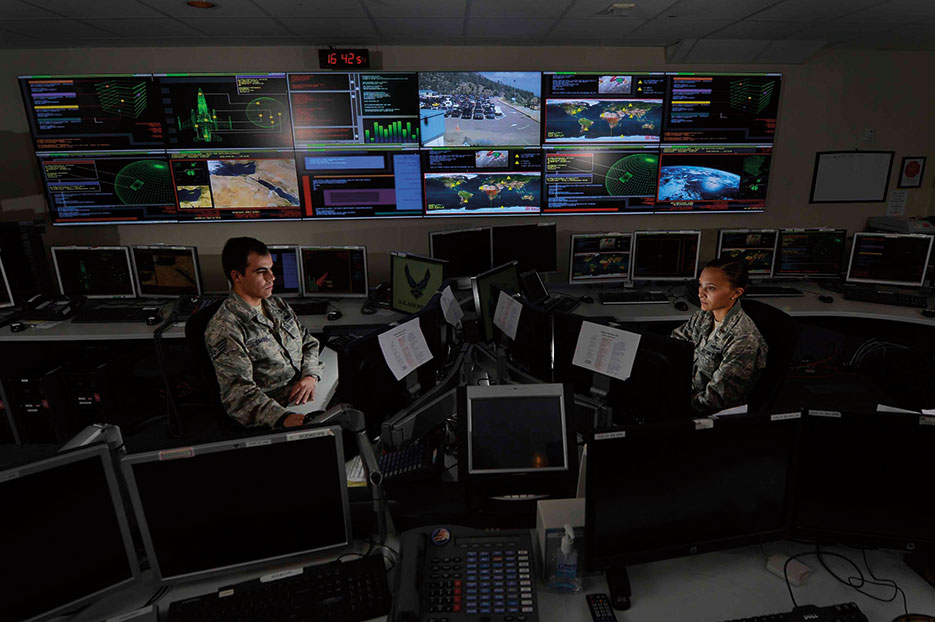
(114, 160), (173, 206)
(605, 153), (658, 197)
(247, 96), (287, 130)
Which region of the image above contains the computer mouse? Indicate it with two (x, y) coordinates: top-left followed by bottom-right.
(922, 308), (935, 318)
(674, 301), (689, 311)
(818, 294), (834, 304)
(578, 295), (594, 304)
(10, 322), (27, 332)
(327, 310), (343, 321)
(146, 315), (162, 326)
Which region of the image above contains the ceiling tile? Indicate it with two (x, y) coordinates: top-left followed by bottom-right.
(680, 38), (771, 62)
(548, 17), (644, 38)
(25, 0), (163, 18)
(752, 39), (828, 62)
(274, 17), (377, 37)
(0, 1), (59, 18)
(663, 0), (777, 20)
(753, 0), (883, 22)
(250, 0), (366, 17)
(374, 18), (464, 38)
(841, 0), (935, 24)
(793, 21), (899, 43)
(469, 0), (571, 18)
(466, 18), (556, 38)
(0, 18), (118, 39)
(136, 0), (267, 18)
(83, 18), (205, 38)
(627, 18), (731, 39)
(569, 0), (680, 21)
(368, 0), (467, 18)
(705, 20), (805, 40)
(184, 16), (297, 36)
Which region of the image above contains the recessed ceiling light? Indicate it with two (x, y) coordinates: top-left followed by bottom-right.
(186, 1), (217, 8)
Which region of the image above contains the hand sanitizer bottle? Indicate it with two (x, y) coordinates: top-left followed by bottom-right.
(548, 523), (582, 592)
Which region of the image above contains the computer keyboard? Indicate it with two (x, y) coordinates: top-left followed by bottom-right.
(843, 288), (928, 308)
(72, 303), (162, 323)
(744, 285), (805, 297)
(600, 291), (669, 305)
(544, 296), (580, 314)
(715, 602), (867, 622)
(378, 433), (444, 481)
(289, 299), (329, 315)
(166, 555), (390, 622)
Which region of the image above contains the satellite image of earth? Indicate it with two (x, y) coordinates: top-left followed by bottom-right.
(425, 172), (540, 214)
(657, 165), (740, 201)
(546, 99), (662, 142)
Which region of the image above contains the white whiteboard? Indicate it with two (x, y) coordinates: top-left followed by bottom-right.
(810, 151), (893, 203)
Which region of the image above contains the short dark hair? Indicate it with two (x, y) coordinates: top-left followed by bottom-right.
(222, 237), (269, 283)
(705, 256), (750, 290)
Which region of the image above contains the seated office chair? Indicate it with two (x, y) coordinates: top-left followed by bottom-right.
(183, 300), (233, 429)
(739, 298), (799, 413)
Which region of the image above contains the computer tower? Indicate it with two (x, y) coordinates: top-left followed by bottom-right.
(4, 365), (62, 443)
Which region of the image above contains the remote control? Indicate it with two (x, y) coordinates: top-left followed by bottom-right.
(587, 593), (618, 622)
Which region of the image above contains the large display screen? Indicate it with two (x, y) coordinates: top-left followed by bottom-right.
(655, 144), (771, 212)
(423, 149), (542, 216)
(543, 147), (658, 214)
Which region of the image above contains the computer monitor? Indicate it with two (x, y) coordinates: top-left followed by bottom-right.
(492, 222), (557, 274)
(51, 246), (136, 299)
(121, 426), (352, 583)
(300, 246), (368, 297)
(1, 445), (139, 622)
(429, 227), (493, 279)
(716, 229), (779, 278)
(793, 410), (935, 551)
(267, 245), (302, 297)
(0, 255), (13, 309)
(496, 291), (554, 383)
(457, 383), (577, 495)
(654, 145), (772, 213)
(631, 230), (701, 281)
(569, 232), (633, 284)
(586, 415), (799, 569)
(471, 261), (521, 342)
(774, 228), (847, 278)
(845, 232), (933, 288)
(542, 148), (659, 215)
(131, 245), (202, 298)
(552, 312), (694, 424)
(390, 252), (447, 314)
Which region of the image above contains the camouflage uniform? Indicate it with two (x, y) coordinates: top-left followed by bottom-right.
(205, 292), (323, 427)
(670, 300), (768, 415)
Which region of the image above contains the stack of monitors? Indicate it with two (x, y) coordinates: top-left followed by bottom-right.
(20, 70), (780, 225)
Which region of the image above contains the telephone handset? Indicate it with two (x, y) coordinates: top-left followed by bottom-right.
(389, 525), (539, 622)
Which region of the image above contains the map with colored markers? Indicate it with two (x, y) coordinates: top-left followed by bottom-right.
(424, 172), (540, 215)
(545, 98), (663, 143)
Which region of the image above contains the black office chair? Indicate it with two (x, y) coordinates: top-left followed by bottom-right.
(184, 299), (234, 429)
(740, 298), (799, 413)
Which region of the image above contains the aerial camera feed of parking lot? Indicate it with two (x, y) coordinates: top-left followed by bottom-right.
(419, 72), (541, 147)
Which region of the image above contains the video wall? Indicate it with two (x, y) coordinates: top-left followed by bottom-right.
(19, 70), (781, 225)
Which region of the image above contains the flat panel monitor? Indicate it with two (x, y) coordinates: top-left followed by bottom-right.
(267, 245), (302, 297)
(19, 74), (166, 152)
(154, 73), (293, 150)
(543, 148), (658, 215)
(300, 246), (369, 297)
(458, 383), (576, 495)
(655, 145), (771, 213)
(422, 149), (542, 217)
(121, 426), (351, 583)
(497, 291), (554, 383)
(845, 232), (933, 288)
(663, 73), (782, 144)
(0, 255), (14, 309)
(287, 72), (420, 147)
(52, 246), (135, 299)
(297, 150), (423, 219)
(569, 232), (632, 284)
(492, 222), (557, 274)
(471, 261), (521, 342)
(542, 71), (666, 144)
(774, 228), (847, 278)
(168, 149), (303, 222)
(0, 445), (139, 622)
(716, 229), (778, 277)
(390, 252), (447, 314)
(131, 245), (202, 298)
(631, 230), (700, 281)
(418, 72), (541, 147)
(429, 227), (493, 278)
(793, 411), (935, 551)
(37, 152), (178, 225)
(586, 415), (798, 569)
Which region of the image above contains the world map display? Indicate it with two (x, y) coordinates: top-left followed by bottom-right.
(546, 99), (663, 142)
(425, 172), (540, 214)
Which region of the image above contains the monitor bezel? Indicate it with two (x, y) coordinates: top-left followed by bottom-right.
(845, 232), (934, 288)
(631, 230), (702, 282)
(2, 444), (141, 622)
(51, 245), (136, 299)
(0, 254), (14, 309)
(568, 231), (633, 285)
(130, 245), (203, 299)
(715, 228), (779, 279)
(120, 426), (352, 585)
(267, 244), (303, 298)
(774, 228), (848, 279)
(389, 251), (448, 314)
(298, 245), (369, 298)
(470, 260), (520, 343)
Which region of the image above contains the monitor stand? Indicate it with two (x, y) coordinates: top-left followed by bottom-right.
(606, 568), (632, 610)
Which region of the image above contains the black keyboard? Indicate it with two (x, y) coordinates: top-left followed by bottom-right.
(72, 303), (162, 323)
(716, 602), (867, 622)
(843, 288), (928, 308)
(600, 291), (668, 305)
(290, 299), (329, 315)
(379, 433), (443, 481)
(166, 555), (390, 622)
(745, 285), (804, 297)
(544, 296), (580, 314)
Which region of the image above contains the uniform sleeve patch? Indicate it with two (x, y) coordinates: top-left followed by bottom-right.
(209, 340), (227, 359)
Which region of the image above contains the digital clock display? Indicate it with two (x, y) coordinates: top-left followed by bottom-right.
(318, 49), (370, 69)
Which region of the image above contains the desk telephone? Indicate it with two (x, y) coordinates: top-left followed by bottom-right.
(390, 525), (539, 622)
(19, 294), (84, 321)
